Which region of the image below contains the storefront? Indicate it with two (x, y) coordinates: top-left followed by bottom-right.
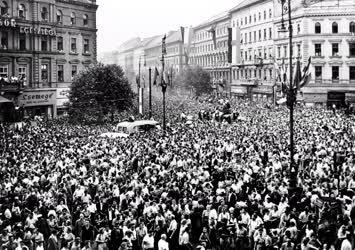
(231, 85), (247, 98)
(18, 89), (57, 118)
(251, 85), (274, 102)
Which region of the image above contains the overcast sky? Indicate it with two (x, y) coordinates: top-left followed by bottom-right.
(96, 0), (241, 54)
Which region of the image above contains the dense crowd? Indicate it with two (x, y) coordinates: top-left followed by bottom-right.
(1, 96), (355, 250)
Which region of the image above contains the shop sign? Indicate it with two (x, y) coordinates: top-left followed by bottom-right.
(20, 26), (57, 36)
(57, 88), (70, 99)
(19, 90), (56, 107)
(0, 18), (16, 27)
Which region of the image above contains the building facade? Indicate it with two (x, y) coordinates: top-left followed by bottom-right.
(230, 0), (276, 100)
(274, 0), (355, 106)
(0, 0), (98, 119)
(189, 12), (231, 89)
(144, 30), (184, 76)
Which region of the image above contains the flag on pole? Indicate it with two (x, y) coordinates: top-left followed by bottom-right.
(302, 57), (311, 78)
(300, 72), (312, 89)
(184, 49), (189, 65)
(227, 27), (232, 63)
(280, 58), (287, 83)
(293, 59), (302, 90)
(272, 56), (281, 81)
(153, 67), (159, 85)
(207, 25), (217, 49)
(165, 71), (170, 86)
(299, 57), (312, 89)
(136, 74), (140, 88)
(162, 34), (167, 55)
(180, 26), (185, 44)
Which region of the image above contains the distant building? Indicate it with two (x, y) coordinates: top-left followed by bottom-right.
(99, 51), (119, 64)
(189, 11), (231, 93)
(0, 0), (98, 120)
(144, 30), (184, 82)
(230, 0), (275, 100)
(229, 0), (355, 105)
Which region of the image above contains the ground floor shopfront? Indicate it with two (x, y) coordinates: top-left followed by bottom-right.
(230, 84), (277, 103)
(18, 89), (57, 119)
(302, 86), (355, 108)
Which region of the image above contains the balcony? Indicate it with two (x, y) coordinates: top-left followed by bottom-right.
(0, 79), (25, 93)
(27, 82), (72, 89)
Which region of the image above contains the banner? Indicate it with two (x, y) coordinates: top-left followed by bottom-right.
(228, 28), (232, 64)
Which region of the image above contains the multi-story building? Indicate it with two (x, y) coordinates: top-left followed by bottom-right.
(145, 30), (184, 76)
(230, 0), (276, 100)
(189, 12), (231, 87)
(274, 0), (355, 106)
(99, 50), (119, 64)
(116, 37), (141, 83)
(0, 0), (98, 120)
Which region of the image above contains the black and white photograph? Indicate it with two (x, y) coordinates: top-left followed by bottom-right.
(1, 0), (355, 249)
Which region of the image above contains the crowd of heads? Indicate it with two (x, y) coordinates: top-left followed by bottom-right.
(1, 95), (355, 250)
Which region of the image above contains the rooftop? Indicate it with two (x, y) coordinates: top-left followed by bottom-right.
(194, 11), (230, 29)
(230, 0), (266, 13)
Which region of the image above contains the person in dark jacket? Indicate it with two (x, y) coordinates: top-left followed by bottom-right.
(47, 230), (59, 250)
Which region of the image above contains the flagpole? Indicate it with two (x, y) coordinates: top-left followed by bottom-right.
(149, 67), (152, 119)
(162, 54), (166, 131)
(161, 35), (167, 131)
(138, 56), (141, 115)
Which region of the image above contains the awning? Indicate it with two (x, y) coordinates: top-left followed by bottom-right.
(0, 96), (13, 103)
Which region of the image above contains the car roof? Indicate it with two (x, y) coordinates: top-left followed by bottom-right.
(117, 121), (132, 127)
(131, 120), (159, 126)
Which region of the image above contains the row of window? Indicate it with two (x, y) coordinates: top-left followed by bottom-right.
(193, 40), (228, 54)
(233, 68), (274, 81)
(314, 21), (355, 34)
(0, 65), (25, 79)
(0, 64), (79, 82)
(241, 28), (273, 44)
(241, 47), (274, 61)
(233, 9), (273, 28)
(0, 31), (90, 54)
(313, 42), (355, 57)
(0, 1), (89, 26)
(314, 66), (355, 81)
(195, 26), (228, 42)
(231, 66), (355, 82)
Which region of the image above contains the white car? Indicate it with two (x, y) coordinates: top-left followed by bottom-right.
(116, 120), (160, 135)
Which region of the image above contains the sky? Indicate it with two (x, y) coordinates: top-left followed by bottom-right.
(96, 0), (241, 55)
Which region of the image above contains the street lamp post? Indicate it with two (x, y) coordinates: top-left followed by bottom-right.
(161, 35), (167, 131)
(148, 67), (152, 119)
(280, 0), (297, 189)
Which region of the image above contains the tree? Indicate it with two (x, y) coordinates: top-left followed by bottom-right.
(68, 63), (135, 124)
(175, 66), (213, 97)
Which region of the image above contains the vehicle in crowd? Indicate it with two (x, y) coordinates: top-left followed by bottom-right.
(115, 120), (160, 135)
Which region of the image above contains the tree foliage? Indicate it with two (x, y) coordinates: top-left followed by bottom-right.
(175, 66), (213, 96)
(68, 63), (135, 124)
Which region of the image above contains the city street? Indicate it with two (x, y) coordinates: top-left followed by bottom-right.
(1, 0), (355, 249)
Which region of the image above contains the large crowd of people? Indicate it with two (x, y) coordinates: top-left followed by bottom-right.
(1, 96), (355, 250)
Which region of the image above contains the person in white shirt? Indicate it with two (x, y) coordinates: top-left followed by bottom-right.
(158, 234), (169, 250)
(340, 234), (352, 250)
(142, 232), (154, 250)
